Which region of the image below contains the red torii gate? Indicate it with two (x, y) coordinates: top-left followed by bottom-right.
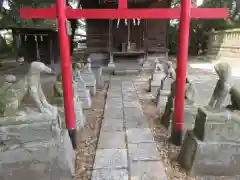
(20, 0), (228, 146)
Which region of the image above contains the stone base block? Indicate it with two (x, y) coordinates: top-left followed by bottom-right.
(160, 101), (197, 140)
(92, 67), (103, 88)
(87, 85), (96, 96)
(114, 70), (139, 75)
(152, 72), (165, 82)
(108, 62), (116, 68)
(58, 105), (85, 148)
(81, 97), (92, 109)
(102, 67), (114, 75)
(168, 106), (197, 138)
(78, 89), (92, 109)
(178, 130), (240, 176)
(150, 81), (161, 95)
(155, 89), (170, 108)
(0, 123), (75, 180)
(142, 61), (152, 71)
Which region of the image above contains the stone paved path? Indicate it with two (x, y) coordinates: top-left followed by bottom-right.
(91, 76), (167, 180)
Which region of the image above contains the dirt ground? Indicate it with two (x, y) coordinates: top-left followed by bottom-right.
(74, 78), (109, 180)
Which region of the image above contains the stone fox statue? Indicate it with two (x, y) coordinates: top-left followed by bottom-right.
(208, 62), (232, 108)
(0, 62), (57, 117)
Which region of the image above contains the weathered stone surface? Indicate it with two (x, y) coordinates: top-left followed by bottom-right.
(178, 130), (240, 176)
(77, 90), (92, 109)
(128, 143), (161, 161)
(161, 77), (173, 91)
(155, 89), (170, 108)
(93, 149), (128, 169)
(91, 169), (128, 180)
(105, 102), (123, 108)
(0, 124), (75, 180)
(127, 128), (155, 143)
(91, 67), (103, 88)
(104, 109), (123, 119)
(98, 132), (126, 149)
(101, 118), (124, 132)
(124, 107), (143, 114)
(81, 72), (96, 96)
(160, 98), (197, 138)
(149, 73), (166, 94)
(178, 105), (240, 176)
(129, 161), (168, 180)
(123, 101), (141, 108)
(126, 119), (149, 129)
(74, 78), (92, 109)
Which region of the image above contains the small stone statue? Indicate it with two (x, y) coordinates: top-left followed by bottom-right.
(83, 57), (92, 73)
(75, 63), (87, 87)
(170, 77), (196, 101)
(1, 62), (57, 117)
(160, 63), (176, 90)
(226, 86), (240, 110)
(166, 62), (176, 80)
(208, 63), (232, 108)
(154, 61), (164, 72)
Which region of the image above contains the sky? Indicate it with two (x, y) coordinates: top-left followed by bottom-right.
(197, 0), (204, 6)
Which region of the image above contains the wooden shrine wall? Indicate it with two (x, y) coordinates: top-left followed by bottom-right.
(86, 19), (109, 53)
(112, 20), (128, 51)
(15, 29), (58, 65)
(145, 0), (170, 52)
(111, 20), (144, 51)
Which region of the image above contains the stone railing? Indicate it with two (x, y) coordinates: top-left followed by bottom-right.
(206, 29), (240, 63)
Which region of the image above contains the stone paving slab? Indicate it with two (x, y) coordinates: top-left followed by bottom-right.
(91, 169), (128, 180)
(126, 120), (149, 129)
(92, 76), (167, 180)
(129, 161), (168, 180)
(104, 113), (124, 119)
(124, 113), (147, 123)
(98, 131), (126, 149)
(101, 118), (124, 132)
(123, 102), (142, 108)
(128, 143), (161, 161)
(124, 107), (143, 113)
(127, 128), (155, 143)
(93, 149), (128, 169)
(105, 103), (123, 108)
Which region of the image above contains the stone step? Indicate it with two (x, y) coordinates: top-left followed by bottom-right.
(114, 69), (140, 75)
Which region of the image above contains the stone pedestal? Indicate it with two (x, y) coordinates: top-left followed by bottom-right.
(0, 111), (75, 180)
(160, 97), (197, 139)
(142, 60), (152, 71)
(91, 66), (103, 88)
(108, 61), (115, 68)
(52, 96), (86, 148)
(156, 89), (170, 109)
(81, 72), (97, 96)
(148, 72), (165, 94)
(178, 107), (240, 176)
(77, 89), (92, 109)
(74, 78), (92, 109)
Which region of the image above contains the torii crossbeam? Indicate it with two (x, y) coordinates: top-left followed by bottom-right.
(20, 0), (228, 147)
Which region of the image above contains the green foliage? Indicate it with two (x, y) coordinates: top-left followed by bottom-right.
(168, 0), (240, 55)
